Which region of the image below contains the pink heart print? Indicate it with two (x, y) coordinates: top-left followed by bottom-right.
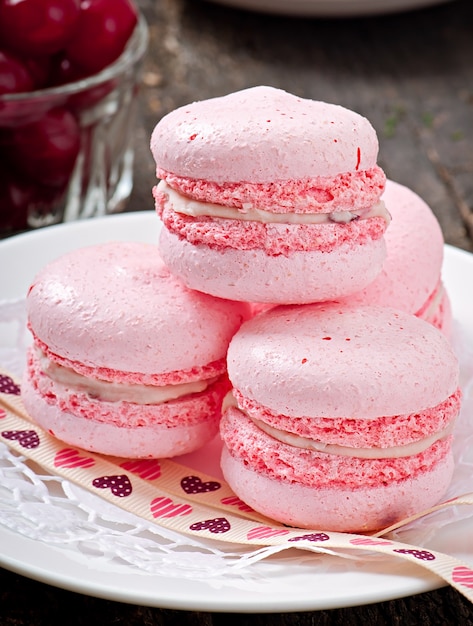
(150, 496), (193, 518)
(247, 526), (290, 541)
(2, 429), (40, 449)
(92, 474), (132, 497)
(190, 517), (231, 534)
(0, 374), (21, 395)
(288, 532), (330, 543)
(220, 495), (254, 512)
(180, 475), (221, 494)
(54, 448), (95, 469)
(452, 566), (473, 589)
(120, 459), (161, 480)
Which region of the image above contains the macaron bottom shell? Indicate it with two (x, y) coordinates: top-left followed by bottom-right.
(158, 227), (386, 304)
(220, 446), (454, 533)
(21, 372), (223, 459)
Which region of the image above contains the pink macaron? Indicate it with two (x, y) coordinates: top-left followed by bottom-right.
(340, 179), (452, 334)
(220, 303), (461, 532)
(22, 241), (249, 458)
(151, 86), (390, 304)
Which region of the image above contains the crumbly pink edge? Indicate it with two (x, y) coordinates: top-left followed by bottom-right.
(219, 408), (453, 489)
(31, 334), (226, 386)
(26, 348), (229, 428)
(155, 166), (386, 213)
(232, 388), (462, 448)
(155, 196), (387, 256)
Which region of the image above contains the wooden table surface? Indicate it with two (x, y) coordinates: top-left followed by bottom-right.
(2, 0), (473, 623)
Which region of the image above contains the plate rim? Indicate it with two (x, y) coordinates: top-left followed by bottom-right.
(0, 525), (446, 612)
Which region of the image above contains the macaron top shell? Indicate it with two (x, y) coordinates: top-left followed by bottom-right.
(151, 86), (380, 183)
(27, 242), (249, 375)
(344, 179), (444, 313)
(227, 303), (459, 419)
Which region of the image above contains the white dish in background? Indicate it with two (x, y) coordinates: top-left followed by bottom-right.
(204, 0), (453, 17)
(0, 211), (472, 613)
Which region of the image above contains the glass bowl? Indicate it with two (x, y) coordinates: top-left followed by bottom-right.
(0, 14), (149, 236)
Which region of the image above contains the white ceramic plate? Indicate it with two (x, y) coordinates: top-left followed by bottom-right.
(204, 0), (453, 17)
(0, 211), (472, 612)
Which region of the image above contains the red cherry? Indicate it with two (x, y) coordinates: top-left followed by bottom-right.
(0, 51), (34, 95)
(65, 0), (138, 75)
(0, 0), (81, 57)
(9, 108), (81, 187)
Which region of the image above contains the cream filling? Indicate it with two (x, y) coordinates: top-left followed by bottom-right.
(157, 180), (390, 226)
(223, 393), (453, 459)
(38, 350), (216, 405)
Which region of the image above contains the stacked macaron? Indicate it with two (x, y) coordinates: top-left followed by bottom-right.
(220, 303), (461, 532)
(151, 86), (390, 304)
(149, 86), (461, 532)
(22, 242), (249, 458)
